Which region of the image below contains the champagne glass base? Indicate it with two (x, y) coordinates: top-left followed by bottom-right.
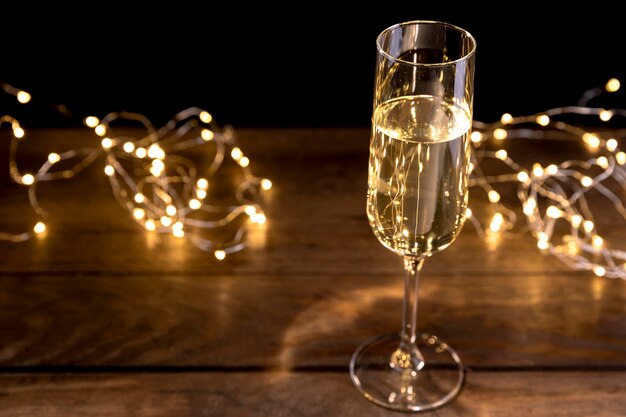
(350, 332), (464, 412)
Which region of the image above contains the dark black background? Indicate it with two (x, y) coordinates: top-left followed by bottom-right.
(2, 7), (625, 127)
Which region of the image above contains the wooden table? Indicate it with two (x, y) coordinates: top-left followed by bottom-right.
(0, 128), (624, 416)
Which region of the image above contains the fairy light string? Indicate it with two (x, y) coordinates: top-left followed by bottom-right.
(467, 78), (625, 279)
(1, 79), (625, 276)
(1, 83), (271, 259)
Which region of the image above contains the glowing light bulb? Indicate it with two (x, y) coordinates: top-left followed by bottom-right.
(196, 189), (207, 199)
(580, 176), (593, 187)
(33, 221), (46, 234)
(231, 147), (243, 161)
(13, 127), (25, 138)
(123, 142), (135, 153)
(536, 114), (550, 126)
(21, 174), (34, 185)
(616, 152), (626, 165)
(605, 78), (620, 92)
(488, 190), (500, 203)
(166, 205), (177, 216)
(537, 239), (549, 250)
(189, 199), (202, 209)
(148, 144), (165, 160)
(593, 265), (606, 277)
(606, 138), (618, 152)
(150, 159), (164, 176)
(546, 164), (558, 175)
(596, 156), (609, 169)
(172, 221), (184, 232)
(17, 90), (31, 104)
(239, 156), (250, 167)
(532, 163), (544, 177)
(160, 216), (172, 227)
(583, 133), (600, 148)
(135, 147), (147, 158)
(197, 178), (209, 190)
(517, 171), (530, 183)
(546, 205), (561, 219)
(94, 124), (106, 137)
(173, 229), (185, 238)
(104, 165), (115, 176)
(523, 198), (537, 216)
(101, 138), (113, 149)
(490, 212), (504, 232)
(537, 231), (548, 242)
(599, 109), (613, 122)
(200, 111), (213, 123)
(253, 213), (267, 224)
(134, 193), (145, 203)
(245, 205), (257, 216)
(500, 113), (513, 124)
(84, 116), (99, 128)
(145, 219), (156, 231)
(592, 235), (603, 248)
(571, 214), (582, 228)
(493, 128), (508, 140)
(583, 220), (594, 233)
(470, 131), (483, 143)
(201, 129), (214, 141)
(48, 153), (61, 164)
(495, 149), (508, 160)
(261, 179), (272, 190)
(214, 250), (226, 260)
(465, 207), (472, 218)
(468, 162), (475, 173)
(133, 208), (145, 219)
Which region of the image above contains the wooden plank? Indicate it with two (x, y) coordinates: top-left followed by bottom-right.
(1, 128), (607, 276)
(0, 271), (623, 367)
(0, 371), (623, 416)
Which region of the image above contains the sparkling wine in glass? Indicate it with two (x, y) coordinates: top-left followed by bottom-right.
(350, 21), (476, 412)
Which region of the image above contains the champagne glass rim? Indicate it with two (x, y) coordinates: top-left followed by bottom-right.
(376, 20), (476, 68)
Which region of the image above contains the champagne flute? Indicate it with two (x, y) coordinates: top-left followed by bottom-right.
(350, 21), (476, 412)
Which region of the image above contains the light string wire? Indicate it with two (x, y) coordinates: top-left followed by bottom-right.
(0, 84), (271, 260)
(466, 78), (625, 279)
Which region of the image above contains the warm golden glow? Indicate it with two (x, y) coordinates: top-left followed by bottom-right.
(495, 149), (507, 160)
(189, 198), (201, 209)
(133, 208), (146, 219)
(135, 147), (147, 158)
(593, 265), (606, 276)
(582, 133), (600, 148)
(599, 109), (613, 122)
(197, 178), (209, 190)
(21, 174), (34, 185)
(160, 216), (172, 227)
(532, 163), (544, 177)
(245, 205), (257, 216)
(94, 124), (106, 137)
(84, 116), (99, 128)
(592, 235), (604, 248)
(101, 138), (113, 149)
(500, 113), (513, 124)
(571, 214), (582, 228)
(493, 128), (507, 140)
(231, 147), (243, 161)
(545, 164), (558, 175)
(13, 127), (25, 138)
(606, 138), (618, 152)
(488, 190), (500, 203)
(517, 171), (529, 183)
(261, 179), (273, 190)
(616, 152), (626, 165)
(583, 220), (594, 233)
(596, 156), (609, 169)
(166, 205), (177, 216)
(196, 189), (207, 199)
(145, 219), (156, 231)
(134, 193), (145, 204)
(580, 176), (593, 187)
(214, 249), (226, 260)
(48, 153), (61, 164)
(470, 131), (483, 143)
(465, 207), (472, 218)
(536, 114), (550, 126)
(33, 221), (46, 234)
(201, 129), (214, 141)
(104, 165), (115, 176)
(123, 142), (135, 153)
(605, 78), (620, 93)
(238, 156), (250, 167)
(17, 91), (31, 104)
(200, 111), (213, 123)
(546, 205), (561, 219)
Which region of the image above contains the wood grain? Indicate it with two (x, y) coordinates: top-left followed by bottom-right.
(0, 371), (624, 417)
(1, 128), (625, 415)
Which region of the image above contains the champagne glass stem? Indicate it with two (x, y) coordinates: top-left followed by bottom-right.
(391, 257), (426, 372)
